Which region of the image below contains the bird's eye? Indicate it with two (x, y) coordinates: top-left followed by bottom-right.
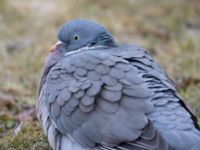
(73, 35), (80, 40)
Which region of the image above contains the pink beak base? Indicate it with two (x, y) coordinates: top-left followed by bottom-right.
(50, 41), (63, 52)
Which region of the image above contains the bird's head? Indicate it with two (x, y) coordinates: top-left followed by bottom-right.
(50, 19), (117, 53)
(44, 19), (117, 77)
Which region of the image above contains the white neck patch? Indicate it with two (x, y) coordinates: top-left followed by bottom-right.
(64, 45), (104, 57)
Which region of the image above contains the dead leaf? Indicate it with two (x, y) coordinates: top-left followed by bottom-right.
(177, 76), (200, 91)
(18, 107), (36, 122)
(148, 27), (169, 39)
(0, 92), (15, 108)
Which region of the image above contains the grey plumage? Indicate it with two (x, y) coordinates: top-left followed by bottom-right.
(37, 19), (200, 150)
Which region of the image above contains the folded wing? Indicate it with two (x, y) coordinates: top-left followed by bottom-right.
(40, 49), (171, 150)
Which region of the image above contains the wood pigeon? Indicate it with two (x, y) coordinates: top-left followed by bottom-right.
(36, 19), (200, 150)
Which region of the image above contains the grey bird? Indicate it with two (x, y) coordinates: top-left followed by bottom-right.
(37, 19), (200, 150)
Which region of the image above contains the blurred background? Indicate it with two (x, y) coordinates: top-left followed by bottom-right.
(0, 0), (200, 149)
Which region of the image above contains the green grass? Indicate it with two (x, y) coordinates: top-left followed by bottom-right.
(0, 0), (200, 149)
(0, 122), (50, 150)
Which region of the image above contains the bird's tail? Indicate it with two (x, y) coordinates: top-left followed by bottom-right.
(98, 121), (172, 150)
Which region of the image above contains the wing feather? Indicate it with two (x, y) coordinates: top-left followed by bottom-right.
(39, 48), (171, 150)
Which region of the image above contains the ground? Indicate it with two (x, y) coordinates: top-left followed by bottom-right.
(0, 0), (200, 149)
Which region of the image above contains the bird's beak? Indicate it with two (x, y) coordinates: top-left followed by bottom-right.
(50, 41), (63, 52)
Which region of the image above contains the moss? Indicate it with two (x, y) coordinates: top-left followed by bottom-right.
(180, 84), (200, 123)
(0, 122), (50, 150)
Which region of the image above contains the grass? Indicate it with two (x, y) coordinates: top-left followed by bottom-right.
(0, 122), (50, 150)
(0, 0), (200, 149)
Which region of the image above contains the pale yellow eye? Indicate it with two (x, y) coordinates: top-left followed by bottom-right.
(74, 35), (80, 40)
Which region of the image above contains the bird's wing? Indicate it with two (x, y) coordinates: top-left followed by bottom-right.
(40, 49), (170, 150)
(114, 45), (200, 127)
(110, 45), (200, 150)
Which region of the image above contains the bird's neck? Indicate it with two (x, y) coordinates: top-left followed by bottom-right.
(45, 50), (63, 70)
